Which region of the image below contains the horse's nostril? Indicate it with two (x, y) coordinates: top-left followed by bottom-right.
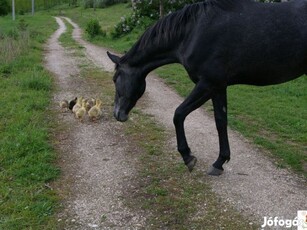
(113, 107), (128, 122)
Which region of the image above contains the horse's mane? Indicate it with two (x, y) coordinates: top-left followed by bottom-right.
(120, 0), (246, 65)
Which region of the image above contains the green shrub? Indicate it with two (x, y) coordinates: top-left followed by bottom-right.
(84, 0), (127, 9)
(18, 9), (25, 15)
(18, 19), (28, 31)
(84, 0), (94, 8)
(86, 19), (105, 38)
(0, 0), (10, 16)
(111, 0), (204, 38)
(0, 64), (12, 78)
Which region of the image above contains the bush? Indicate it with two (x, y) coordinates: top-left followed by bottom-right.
(86, 19), (105, 38)
(0, 64), (12, 78)
(111, 0), (203, 38)
(18, 19), (29, 31)
(0, 0), (10, 16)
(112, 15), (137, 38)
(84, 0), (127, 9)
(84, 0), (94, 8)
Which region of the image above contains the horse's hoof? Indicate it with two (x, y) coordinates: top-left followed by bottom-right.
(207, 166), (224, 176)
(186, 156), (197, 172)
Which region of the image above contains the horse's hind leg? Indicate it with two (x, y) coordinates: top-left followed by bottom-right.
(208, 88), (231, 176)
(173, 81), (212, 172)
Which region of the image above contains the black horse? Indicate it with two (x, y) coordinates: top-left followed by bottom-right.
(107, 0), (307, 175)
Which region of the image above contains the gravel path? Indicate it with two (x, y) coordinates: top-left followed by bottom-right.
(46, 16), (306, 229)
(45, 17), (147, 229)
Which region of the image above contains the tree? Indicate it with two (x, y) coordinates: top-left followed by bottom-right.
(159, 0), (164, 18)
(0, 0), (9, 16)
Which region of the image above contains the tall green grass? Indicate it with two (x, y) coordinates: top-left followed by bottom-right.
(0, 32), (30, 64)
(0, 14), (59, 229)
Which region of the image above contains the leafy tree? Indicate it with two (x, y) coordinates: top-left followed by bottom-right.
(112, 0), (203, 38)
(84, 0), (127, 9)
(0, 0), (10, 16)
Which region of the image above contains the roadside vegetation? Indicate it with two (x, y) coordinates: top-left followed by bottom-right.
(0, 13), (59, 229)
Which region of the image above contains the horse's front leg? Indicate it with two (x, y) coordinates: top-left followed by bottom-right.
(208, 88), (231, 176)
(173, 81), (212, 172)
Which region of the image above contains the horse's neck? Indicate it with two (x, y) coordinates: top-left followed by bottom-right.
(125, 46), (179, 75)
(142, 52), (179, 74)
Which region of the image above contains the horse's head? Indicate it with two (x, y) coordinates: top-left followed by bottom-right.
(107, 51), (146, 122)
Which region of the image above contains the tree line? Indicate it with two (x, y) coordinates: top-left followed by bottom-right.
(0, 0), (76, 16)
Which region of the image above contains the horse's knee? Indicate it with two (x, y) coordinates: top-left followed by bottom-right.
(173, 108), (184, 126)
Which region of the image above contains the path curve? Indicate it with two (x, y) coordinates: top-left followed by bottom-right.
(63, 17), (307, 226)
(45, 17), (147, 229)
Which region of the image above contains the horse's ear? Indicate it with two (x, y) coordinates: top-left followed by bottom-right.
(107, 51), (120, 64)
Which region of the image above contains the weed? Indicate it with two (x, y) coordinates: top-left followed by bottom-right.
(0, 64), (12, 78)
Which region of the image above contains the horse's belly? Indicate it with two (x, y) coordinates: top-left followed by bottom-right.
(228, 69), (304, 86)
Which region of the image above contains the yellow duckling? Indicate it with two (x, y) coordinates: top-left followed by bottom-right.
(75, 99), (87, 122)
(59, 100), (69, 112)
(85, 98), (96, 111)
(88, 99), (102, 121)
(72, 96), (83, 114)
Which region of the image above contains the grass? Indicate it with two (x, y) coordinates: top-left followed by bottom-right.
(0, 13), (59, 229)
(62, 3), (306, 176)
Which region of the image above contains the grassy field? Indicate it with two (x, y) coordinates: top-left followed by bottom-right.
(0, 13), (59, 229)
(62, 3), (306, 176)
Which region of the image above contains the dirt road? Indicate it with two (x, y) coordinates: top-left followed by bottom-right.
(45, 17), (147, 229)
(45, 17), (306, 229)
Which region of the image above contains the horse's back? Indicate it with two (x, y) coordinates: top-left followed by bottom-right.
(183, 0), (307, 86)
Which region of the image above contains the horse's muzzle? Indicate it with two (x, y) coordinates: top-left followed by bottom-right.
(114, 107), (128, 122)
